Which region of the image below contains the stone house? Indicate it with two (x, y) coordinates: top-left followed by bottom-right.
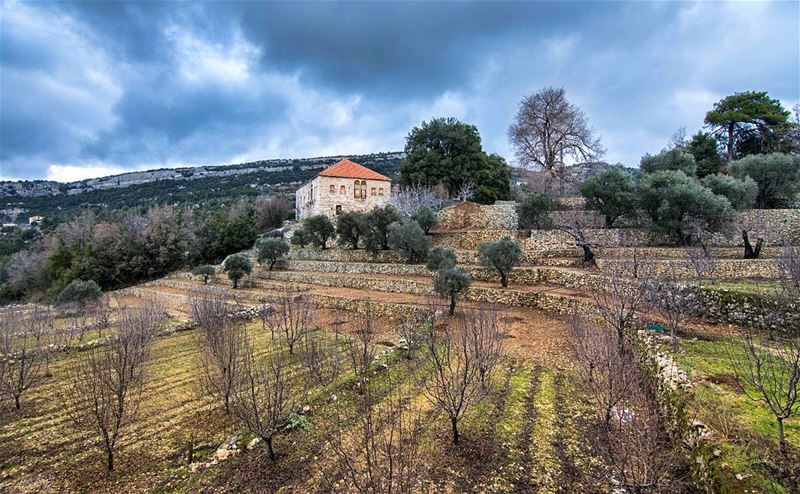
(295, 159), (391, 220)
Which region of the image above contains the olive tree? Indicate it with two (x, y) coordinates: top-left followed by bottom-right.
(411, 205), (437, 234)
(640, 148), (697, 176)
(363, 206), (403, 253)
(426, 246), (457, 272)
(223, 253), (252, 289)
(701, 173), (758, 210)
(388, 220), (430, 263)
(192, 265), (216, 284)
(336, 211), (367, 249)
(303, 215), (336, 250)
(637, 170), (734, 243)
(579, 168), (637, 227)
(434, 267), (471, 316)
(730, 153), (800, 208)
(256, 238), (289, 270)
(517, 191), (554, 230)
(477, 237), (522, 287)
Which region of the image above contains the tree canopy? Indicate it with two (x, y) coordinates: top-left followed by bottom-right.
(398, 117), (511, 204)
(729, 153), (800, 208)
(579, 168), (637, 227)
(700, 174), (757, 210)
(640, 148), (697, 177)
(687, 131), (722, 178)
(705, 91), (791, 161)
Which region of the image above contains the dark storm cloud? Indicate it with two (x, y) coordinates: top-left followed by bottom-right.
(0, 0), (797, 181)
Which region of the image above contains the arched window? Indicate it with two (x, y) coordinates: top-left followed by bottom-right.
(354, 180), (366, 200)
(329, 184), (336, 194)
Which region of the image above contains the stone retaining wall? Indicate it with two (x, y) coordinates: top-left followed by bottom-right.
(431, 229), (522, 250)
(288, 247), (582, 267)
(434, 201), (518, 231)
(596, 258), (780, 280)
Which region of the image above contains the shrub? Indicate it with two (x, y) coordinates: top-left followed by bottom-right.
(640, 148), (697, 176)
(336, 211), (367, 249)
(579, 168), (637, 227)
(637, 170), (734, 242)
(729, 153), (800, 208)
(57, 279), (102, 307)
(304, 215), (336, 250)
(223, 254), (252, 289)
(434, 267), (471, 316)
(257, 238), (289, 270)
(426, 246), (457, 272)
(517, 192), (554, 229)
(388, 220), (430, 263)
(411, 206), (437, 234)
(363, 206), (403, 254)
(192, 265), (216, 284)
(701, 174), (758, 210)
(478, 238), (522, 287)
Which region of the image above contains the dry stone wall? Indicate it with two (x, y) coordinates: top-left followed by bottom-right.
(597, 258), (780, 280)
(434, 201), (518, 231)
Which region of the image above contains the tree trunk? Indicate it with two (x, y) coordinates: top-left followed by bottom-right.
(581, 245), (595, 265)
(449, 295), (456, 316)
(233, 278), (239, 289)
(270, 260), (276, 271)
(14, 395), (20, 410)
(500, 272), (508, 288)
(742, 230), (764, 259)
(451, 416), (460, 444)
(107, 450), (114, 471)
(266, 437), (276, 460)
(727, 123), (735, 162)
(777, 417), (786, 455)
(203, 275), (209, 284)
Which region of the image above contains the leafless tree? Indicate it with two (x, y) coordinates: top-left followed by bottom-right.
(508, 87), (605, 188)
(395, 310), (433, 360)
(423, 315), (486, 444)
(61, 303), (163, 471)
(776, 246), (800, 295)
(191, 290), (246, 415)
(592, 267), (646, 354)
(0, 306), (51, 410)
(263, 292), (313, 354)
(93, 294), (113, 338)
(602, 384), (687, 493)
(727, 328), (800, 455)
(254, 195), (291, 231)
(452, 182), (475, 203)
(230, 347), (307, 460)
(568, 315), (640, 428)
(389, 184), (447, 216)
(645, 271), (697, 348)
(464, 307), (506, 387)
(345, 309), (379, 395)
(555, 210), (597, 265)
(299, 332), (343, 389)
(327, 379), (425, 493)
(739, 214), (765, 259)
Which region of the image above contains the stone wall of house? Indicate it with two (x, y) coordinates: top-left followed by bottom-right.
(434, 201), (518, 231)
(296, 175), (391, 220)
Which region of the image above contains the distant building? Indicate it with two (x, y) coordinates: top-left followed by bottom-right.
(28, 215), (45, 225)
(295, 159), (391, 220)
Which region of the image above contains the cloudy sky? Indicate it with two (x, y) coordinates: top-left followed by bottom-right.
(1, 1), (798, 182)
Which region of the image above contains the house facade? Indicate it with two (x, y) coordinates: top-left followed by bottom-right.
(295, 159), (392, 220)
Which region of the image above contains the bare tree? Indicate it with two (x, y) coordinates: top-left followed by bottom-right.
(464, 307), (505, 386)
(389, 184), (447, 216)
(508, 87), (605, 188)
(423, 315), (486, 444)
(327, 379), (425, 493)
(554, 210), (597, 265)
(592, 268), (646, 354)
(602, 384), (686, 493)
(230, 348), (307, 460)
(61, 303), (163, 471)
(452, 182), (475, 203)
(739, 214), (765, 259)
(299, 332), (343, 389)
(727, 328), (800, 455)
(568, 315), (640, 428)
(191, 290), (246, 415)
(263, 292), (313, 354)
(254, 195), (290, 231)
(776, 246), (800, 295)
(0, 306), (51, 410)
(345, 309), (379, 395)
(645, 272), (697, 348)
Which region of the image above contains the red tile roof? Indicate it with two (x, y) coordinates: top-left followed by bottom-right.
(318, 159), (390, 181)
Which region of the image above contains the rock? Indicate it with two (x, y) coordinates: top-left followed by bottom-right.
(246, 437), (261, 450)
